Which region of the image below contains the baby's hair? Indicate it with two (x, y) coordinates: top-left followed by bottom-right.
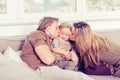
(59, 22), (72, 30)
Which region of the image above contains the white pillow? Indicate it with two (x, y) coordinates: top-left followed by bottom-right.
(3, 47), (23, 63)
(0, 51), (2, 55)
(16, 50), (22, 56)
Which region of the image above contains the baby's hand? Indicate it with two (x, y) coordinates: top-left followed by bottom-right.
(64, 52), (71, 60)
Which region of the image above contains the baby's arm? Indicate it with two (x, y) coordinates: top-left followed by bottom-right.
(52, 47), (70, 59)
(52, 38), (70, 59)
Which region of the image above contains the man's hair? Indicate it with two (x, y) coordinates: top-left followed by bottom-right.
(37, 17), (58, 31)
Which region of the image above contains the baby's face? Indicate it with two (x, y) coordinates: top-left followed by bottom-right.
(59, 28), (71, 40)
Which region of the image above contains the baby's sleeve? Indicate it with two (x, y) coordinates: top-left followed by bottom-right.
(51, 38), (59, 48)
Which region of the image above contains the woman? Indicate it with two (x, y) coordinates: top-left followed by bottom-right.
(69, 21), (120, 77)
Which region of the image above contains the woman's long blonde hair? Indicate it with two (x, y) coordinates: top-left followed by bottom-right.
(73, 21), (109, 68)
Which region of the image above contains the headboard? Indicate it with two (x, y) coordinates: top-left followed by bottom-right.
(0, 29), (120, 53)
(96, 29), (120, 46)
(0, 36), (26, 53)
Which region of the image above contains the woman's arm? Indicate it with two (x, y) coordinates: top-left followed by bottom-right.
(70, 50), (79, 65)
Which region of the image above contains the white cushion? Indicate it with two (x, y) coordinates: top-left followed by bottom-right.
(0, 55), (42, 80)
(0, 51), (2, 55)
(3, 47), (23, 63)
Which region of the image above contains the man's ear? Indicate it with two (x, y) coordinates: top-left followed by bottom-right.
(45, 26), (50, 31)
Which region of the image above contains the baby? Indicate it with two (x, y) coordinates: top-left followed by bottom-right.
(51, 22), (78, 71)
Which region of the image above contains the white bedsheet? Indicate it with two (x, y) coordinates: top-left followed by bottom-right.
(0, 55), (119, 80)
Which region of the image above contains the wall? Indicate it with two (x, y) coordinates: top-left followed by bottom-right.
(88, 20), (120, 30)
(1, 0), (120, 37)
(0, 24), (37, 37)
(0, 19), (120, 37)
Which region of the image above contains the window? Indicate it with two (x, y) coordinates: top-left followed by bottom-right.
(0, 0), (6, 14)
(1, 0), (120, 25)
(0, 0), (17, 21)
(18, 0), (81, 22)
(0, 0), (81, 25)
(24, 0), (76, 13)
(82, 0), (120, 20)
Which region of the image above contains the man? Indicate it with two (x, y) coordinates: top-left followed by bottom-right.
(21, 16), (59, 70)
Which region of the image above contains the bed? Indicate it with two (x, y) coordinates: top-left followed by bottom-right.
(0, 29), (120, 80)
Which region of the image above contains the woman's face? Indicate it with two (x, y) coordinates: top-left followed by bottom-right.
(69, 26), (75, 41)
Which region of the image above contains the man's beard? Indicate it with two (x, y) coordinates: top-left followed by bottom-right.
(49, 32), (55, 39)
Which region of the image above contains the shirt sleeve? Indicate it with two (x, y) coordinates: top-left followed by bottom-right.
(32, 39), (47, 47)
(28, 31), (47, 47)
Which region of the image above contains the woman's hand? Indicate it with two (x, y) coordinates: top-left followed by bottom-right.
(70, 51), (78, 65)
